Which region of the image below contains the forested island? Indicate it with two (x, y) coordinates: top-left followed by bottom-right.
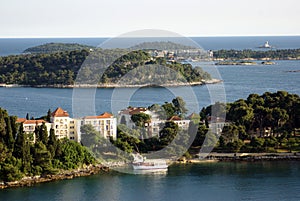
(0, 47), (213, 87)
(23, 43), (94, 54)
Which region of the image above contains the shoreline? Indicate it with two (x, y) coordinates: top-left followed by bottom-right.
(1, 153), (299, 189)
(0, 79), (222, 89)
(0, 164), (109, 189)
(184, 152), (300, 164)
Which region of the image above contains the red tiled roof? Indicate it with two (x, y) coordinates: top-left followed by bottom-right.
(167, 116), (182, 121)
(84, 112), (113, 119)
(51, 107), (69, 117)
(16, 118), (47, 124)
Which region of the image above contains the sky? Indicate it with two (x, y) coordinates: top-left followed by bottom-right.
(0, 0), (299, 38)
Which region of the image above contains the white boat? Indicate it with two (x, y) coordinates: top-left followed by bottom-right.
(259, 41), (272, 48)
(132, 154), (168, 171)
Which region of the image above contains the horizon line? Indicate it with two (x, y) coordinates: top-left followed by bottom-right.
(0, 34), (300, 39)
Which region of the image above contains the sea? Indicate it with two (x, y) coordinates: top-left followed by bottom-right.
(0, 36), (299, 201)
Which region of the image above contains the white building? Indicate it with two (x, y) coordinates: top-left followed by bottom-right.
(50, 107), (77, 141)
(118, 107), (153, 129)
(76, 112), (117, 142)
(118, 107), (191, 137)
(16, 118), (52, 143)
(207, 116), (231, 135)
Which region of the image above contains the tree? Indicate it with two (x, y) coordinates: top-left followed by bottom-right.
(172, 97), (188, 117)
(38, 123), (49, 145)
(162, 102), (176, 119)
(47, 128), (57, 158)
(159, 122), (178, 146)
(32, 141), (52, 173)
(13, 123), (32, 173)
(80, 124), (100, 148)
(192, 123), (208, 147)
(46, 109), (52, 122)
(131, 113), (151, 127)
(5, 117), (14, 149)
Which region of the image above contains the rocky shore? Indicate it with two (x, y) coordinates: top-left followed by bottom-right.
(0, 164), (109, 189)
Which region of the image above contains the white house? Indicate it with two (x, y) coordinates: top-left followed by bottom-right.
(16, 118), (52, 143)
(76, 112), (117, 142)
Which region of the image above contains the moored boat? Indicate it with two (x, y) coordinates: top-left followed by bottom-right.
(132, 154), (168, 171)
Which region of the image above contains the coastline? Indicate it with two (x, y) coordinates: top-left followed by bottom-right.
(1, 152), (300, 189)
(183, 152), (300, 164)
(0, 79), (222, 89)
(0, 164), (109, 189)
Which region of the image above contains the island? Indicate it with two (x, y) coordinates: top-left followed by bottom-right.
(23, 43), (94, 54)
(0, 43), (218, 88)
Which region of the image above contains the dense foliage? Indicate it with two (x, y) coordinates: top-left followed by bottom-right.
(213, 49), (300, 60)
(199, 91), (300, 152)
(0, 49), (211, 86)
(0, 109), (95, 182)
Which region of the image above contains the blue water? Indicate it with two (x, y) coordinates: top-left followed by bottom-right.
(0, 36), (300, 56)
(0, 60), (299, 118)
(0, 162), (299, 201)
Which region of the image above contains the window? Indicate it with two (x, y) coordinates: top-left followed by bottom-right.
(106, 120), (110, 124)
(70, 126), (74, 129)
(70, 121), (74, 124)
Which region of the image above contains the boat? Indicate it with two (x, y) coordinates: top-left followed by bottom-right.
(132, 154), (168, 171)
(259, 41), (272, 48)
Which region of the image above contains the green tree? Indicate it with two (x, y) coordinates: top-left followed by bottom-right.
(172, 97), (188, 117)
(131, 113), (151, 127)
(38, 122), (49, 144)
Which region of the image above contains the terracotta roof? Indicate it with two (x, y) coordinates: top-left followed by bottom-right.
(51, 107), (69, 117)
(16, 118), (26, 123)
(84, 112), (113, 119)
(16, 118), (47, 125)
(167, 116), (182, 121)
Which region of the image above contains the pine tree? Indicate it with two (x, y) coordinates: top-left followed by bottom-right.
(13, 123), (32, 173)
(46, 109), (51, 122)
(39, 123), (49, 145)
(5, 117), (15, 150)
(47, 128), (57, 158)
(0, 109), (7, 144)
(10, 116), (18, 140)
